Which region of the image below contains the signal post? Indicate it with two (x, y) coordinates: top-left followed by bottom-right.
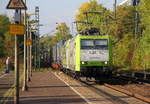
(6, 0), (27, 104)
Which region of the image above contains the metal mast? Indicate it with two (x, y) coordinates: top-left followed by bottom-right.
(22, 0), (28, 91)
(35, 6), (40, 68)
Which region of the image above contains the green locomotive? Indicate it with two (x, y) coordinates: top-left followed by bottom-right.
(58, 28), (112, 79)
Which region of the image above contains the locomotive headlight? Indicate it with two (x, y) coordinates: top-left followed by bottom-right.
(81, 62), (85, 64)
(105, 61), (108, 64)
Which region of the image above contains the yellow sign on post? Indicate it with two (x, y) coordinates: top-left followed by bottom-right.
(26, 37), (32, 46)
(9, 24), (25, 35)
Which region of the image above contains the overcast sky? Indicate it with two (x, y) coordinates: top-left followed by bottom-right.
(0, 0), (124, 35)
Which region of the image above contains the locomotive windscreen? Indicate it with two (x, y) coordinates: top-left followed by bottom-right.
(80, 39), (109, 61)
(95, 39), (108, 49)
(81, 39), (108, 49)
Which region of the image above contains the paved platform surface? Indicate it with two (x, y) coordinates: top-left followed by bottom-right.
(7, 71), (87, 104)
(1, 70), (149, 104)
(0, 72), (14, 101)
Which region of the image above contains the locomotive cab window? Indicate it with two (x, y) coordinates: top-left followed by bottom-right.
(81, 39), (94, 49)
(95, 39), (108, 49)
(81, 39), (108, 49)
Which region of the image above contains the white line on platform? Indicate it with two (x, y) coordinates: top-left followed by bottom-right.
(54, 72), (93, 104)
(0, 74), (6, 79)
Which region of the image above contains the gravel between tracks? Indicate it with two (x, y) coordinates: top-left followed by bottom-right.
(106, 76), (150, 99)
(114, 84), (150, 98)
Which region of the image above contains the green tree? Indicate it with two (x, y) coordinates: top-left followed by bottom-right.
(131, 0), (150, 70)
(0, 14), (11, 57)
(0, 36), (4, 57)
(0, 15), (10, 36)
(50, 36), (59, 46)
(39, 22), (72, 50)
(40, 35), (52, 50)
(55, 22), (72, 41)
(75, 0), (110, 33)
(4, 32), (15, 57)
(111, 0), (150, 70)
(108, 5), (135, 39)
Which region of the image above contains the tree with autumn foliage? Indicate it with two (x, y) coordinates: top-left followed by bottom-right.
(108, 5), (137, 68)
(55, 22), (72, 41)
(50, 22), (72, 46)
(75, 0), (150, 71)
(131, 0), (150, 70)
(110, 0), (150, 70)
(75, 0), (111, 33)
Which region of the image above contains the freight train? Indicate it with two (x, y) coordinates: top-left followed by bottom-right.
(51, 28), (112, 80)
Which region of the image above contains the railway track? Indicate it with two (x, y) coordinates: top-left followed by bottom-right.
(67, 69), (150, 103)
(79, 77), (150, 104)
(104, 83), (150, 103)
(111, 75), (150, 102)
(103, 75), (150, 103)
(112, 75), (150, 87)
(54, 70), (149, 104)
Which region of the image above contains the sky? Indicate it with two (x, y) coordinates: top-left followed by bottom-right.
(0, 0), (124, 36)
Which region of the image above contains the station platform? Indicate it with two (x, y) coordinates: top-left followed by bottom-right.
(2, 69), (148, 104)
(8, 70), (87, 104)
(0, 71), (14, 102)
